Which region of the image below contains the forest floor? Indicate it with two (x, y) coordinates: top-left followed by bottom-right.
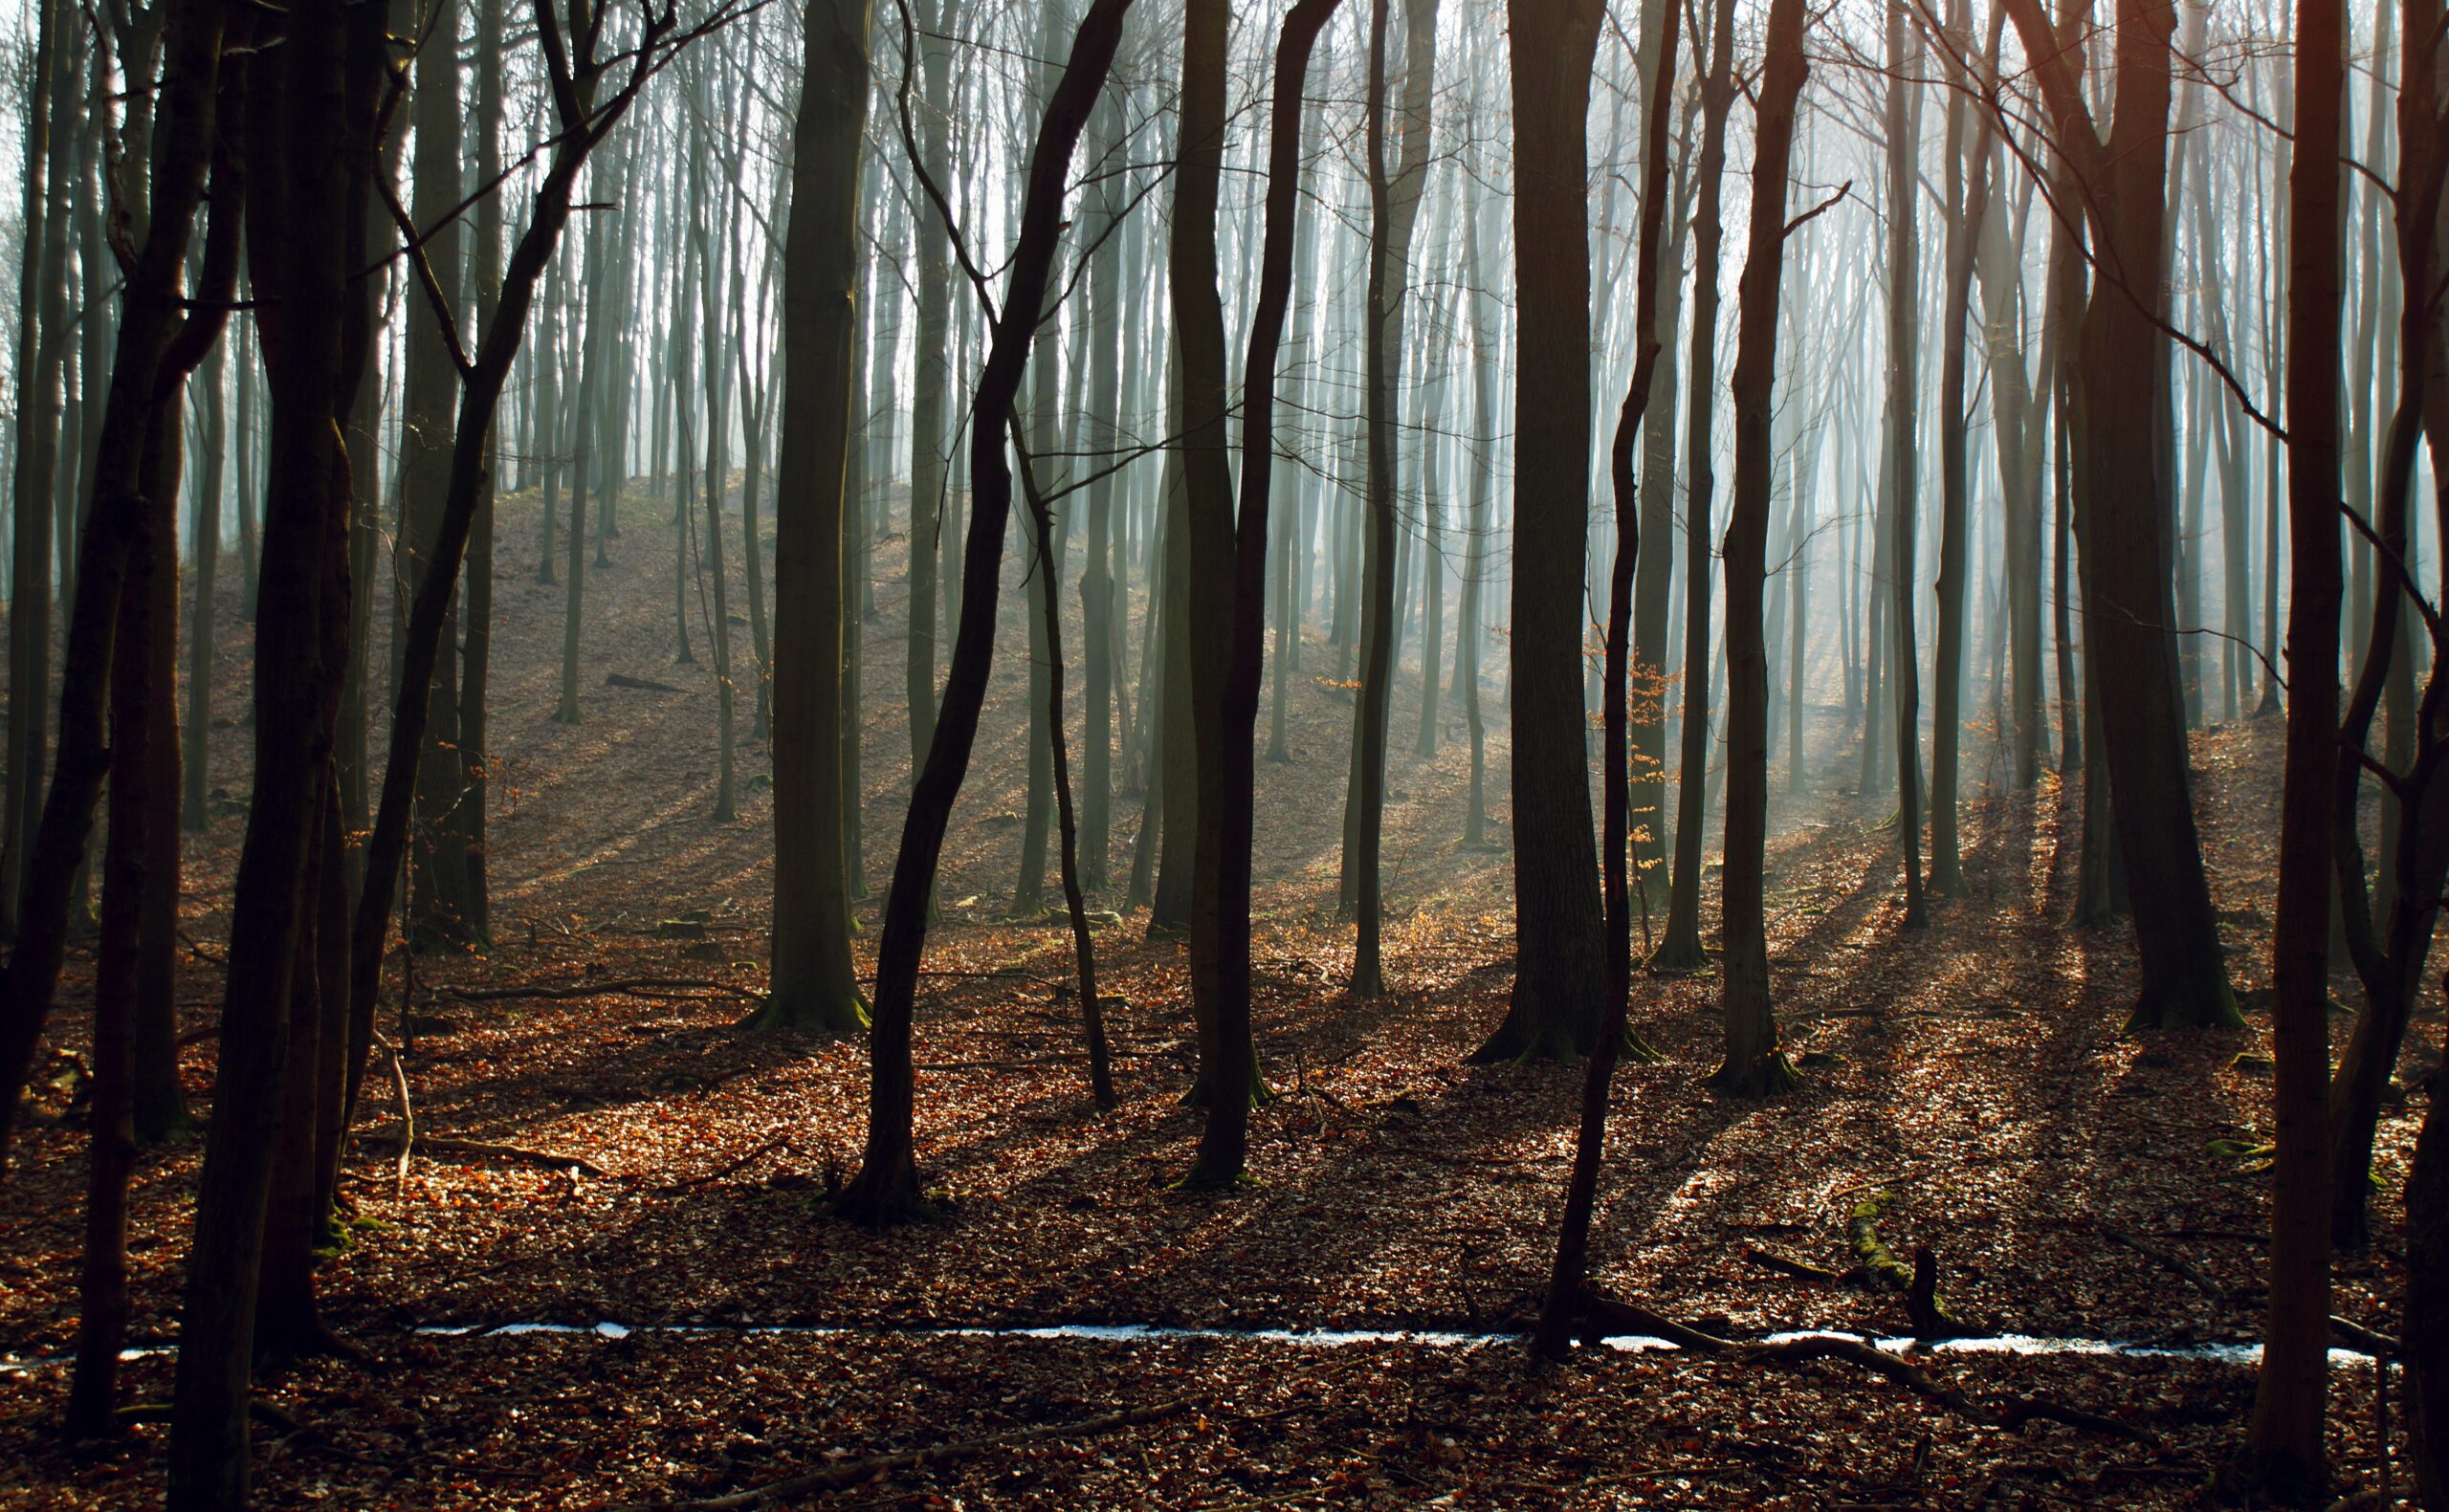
(0, 476), (2435, 1509)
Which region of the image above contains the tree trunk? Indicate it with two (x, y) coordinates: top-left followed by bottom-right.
(1927, 0), (1993, 895)
(1884, 0), (1927, 927)
(399, 0), (474, 950)
(4, 0), (68, 943)
(2323, 0), (2445, 1252)
(835, 0), (1132, 1226)
(1468, 0), (1609, 1062)
(1348, 0), (1440, 997)
(2237, 0), (2342, 1489)
(0, 0), (230, 1165)
(2005, 0), (2237, 1029)
(761, 0), (873, 1034)
(1709, 0), (1808, 1097)
(1535, 0), (1677, 1358)
(167, 1), (348, 1496)
(903, 0), (955, 769)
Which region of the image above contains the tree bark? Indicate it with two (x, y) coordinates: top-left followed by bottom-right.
(835, 0), (1133, 1226)
(1468, 0), (1608, 1062)
(1535, 0), (1679, 1359)
(1649, 0), (1736, 973)
(761, 0), (874, 1034)
(2239, 0), (2343, 1496)
(167, 0), (348, 1496)
(2003, 0), (2238, 1029)
(1708, 0), (1808, 1099)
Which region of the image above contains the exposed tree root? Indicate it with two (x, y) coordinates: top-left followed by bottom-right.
(353, 1127), (615, 1179)
(609, 1400), (1191, 1510)
(1705, 1050), (1801, 1097)
(734, 976), (871, 1035)
(830, 1153), (938, 1229)
(658, 1137), (790, 1193)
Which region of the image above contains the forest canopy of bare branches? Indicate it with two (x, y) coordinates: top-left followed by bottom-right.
(0, 0), (2443, 1506)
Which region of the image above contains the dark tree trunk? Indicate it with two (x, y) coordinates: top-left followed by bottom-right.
(2323, 0), (2446, 1253)
(1708, 0), (1808, 1098)
(1346, 0), (1440, 997)
(400, 0), (475, 950)
(2005, 0), (2237, 1030)
(902, 0), (954, 769)
(1468, 0), (1608, 1062)
(2, 0), (61, 946)
(167, 0), (349, 1496)
(1535, 0), (1678, 1359)
(1884, 0), (1927, 927)
(1649, 0), (1735, 973)
(1927, 0), (1994, 896)
(0, 0), (230, 1166)
(342, 2), (677, 1170)
(835, 0), (1133, 1227)
(2238, 0), (2343, 1496)
(761, 0), (873, 1034)
(1183, 0), (1342, 1187)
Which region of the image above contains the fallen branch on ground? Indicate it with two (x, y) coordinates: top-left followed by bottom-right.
(2099, 1222), (2239, 1304)
(116, 1397), (302, 1435)
(610, 1400), (1192, 1511)
(2328, 1314), (2399, 1359)
(2097, 1223), (2399, 1357)
(660, 1137), (789, 1192)
(435, 976), (761, 1004)
(1741, 1246), (1849, 1285)
(353, 1126), (616, 1179)
(1578, 1293), (2150, 1443)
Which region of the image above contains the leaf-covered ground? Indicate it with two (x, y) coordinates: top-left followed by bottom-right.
(0, 481), (2431, 1507)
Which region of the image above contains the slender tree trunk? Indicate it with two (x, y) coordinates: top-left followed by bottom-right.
(2322, 0), (2445, 1252)
(1884, 0), (1927, 927)
(1457, 173), (1496, 846)
(2005, 0), (2236, 1028)
(184, 333), (226, 837)
(0, 0), (231, 1164)
(903, 0), (954, 768)
(1535, 0), (1677, 1358)
(458, 0), (505, 940)
(835, 0), (1131, 1226)
(4, 0), (67, 942)
(2240, 0), (2343, 1492)
(1710, 0), (1809, 1098)
(399, 0), (474, 949)
(1927, 0), (1992, 896)
(1650, 0), (1736, 973)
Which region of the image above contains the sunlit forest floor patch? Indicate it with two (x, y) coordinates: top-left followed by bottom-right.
(0, 483), (2429, 1507)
